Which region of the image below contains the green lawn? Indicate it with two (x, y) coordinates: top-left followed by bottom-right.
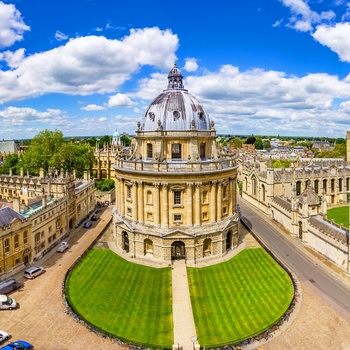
(65, 248), (173, 348)
(327, 206), (349, 228)
(187, 248), (294, 347)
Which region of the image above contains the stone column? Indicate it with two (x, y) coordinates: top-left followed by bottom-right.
(187, 183), (193, 226)
(195, 182), (201, 226)
(229, 177), (234, 215)
(120, 179), (125, 216)
(132, 181), (138, 222)
(137, 181), (144, 223)
(161, 183), (169, 228)
(154, 183), (160, 227)
(217, 181), (222, 220)
(210, 180), (217, 223)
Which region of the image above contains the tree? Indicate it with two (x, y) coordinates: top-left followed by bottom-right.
(19, 129), (95, 177)
(0, 154), (20, 175)
(19, 129), (65, 175)
(95, 178), (115, 191)
(120, 135), (131, 147)
(254, 137), (263, 150)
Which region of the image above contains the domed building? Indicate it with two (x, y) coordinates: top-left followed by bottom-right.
(112, 64), (239, 264)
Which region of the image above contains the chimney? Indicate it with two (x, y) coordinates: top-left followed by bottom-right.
(42, 195), (47, 208)
(20, 167), (24, 177)
(13, 197), (20, 213)
(39, 168), (44, 178)
(83, 171), (88, 181)
(9, 168), (13, 176)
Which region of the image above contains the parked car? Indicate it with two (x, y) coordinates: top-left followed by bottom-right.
(0, 295), (17, 310)
(0, 340), (33, 349)
(83, 221), (92, 228)
(0, 330), (9, 343)
(23, 266), (45, 279)
(56, 241), (69, 253)
(91, 214), (98, 221)
(0, 279), (21, 294)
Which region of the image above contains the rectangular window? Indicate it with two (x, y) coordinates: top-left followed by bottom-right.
(147, 143), (153, 158)
(202, 191), (208, 204)
(127, 207), (132, 216)
(202, 212), (208, 220)
(15, 258), (20, 265)
(4, 239), (10, 253)
(35, 233), (40, 243)
(222, 185), (227, 199)
(14, 235), (19, 249)
(174, 191), (181, 205)
(339, 178), (342, 192)
(23, 231), (28, 245)
(147, 212), (153, 221)
(172, 143), (182, 159)
(314, 180), (319, 194)
(174, 214), (182, 222)
(127, 186), (132, 199)
(331, 179), (335, 192)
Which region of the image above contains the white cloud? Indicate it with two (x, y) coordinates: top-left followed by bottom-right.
(81, 104), (106, 111)
(107, 93), (136, 108)
(54, 30), (69, 41)
(183, 58), (198, 72)
(279, 0), (335, 32)
(0, 1), (30, 48)
(0, 48), (25, 68)
(312, 22), (350, 62)
(0, 27), (178, 104)
(133, 64), (350, 137)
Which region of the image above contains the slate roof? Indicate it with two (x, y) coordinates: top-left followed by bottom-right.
(0, 206), (26, 227)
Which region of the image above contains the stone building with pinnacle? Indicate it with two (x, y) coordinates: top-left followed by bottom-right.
(112, 64), (239, 264)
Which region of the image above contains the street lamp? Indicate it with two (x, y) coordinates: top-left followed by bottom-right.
(191, 336), (197, 350)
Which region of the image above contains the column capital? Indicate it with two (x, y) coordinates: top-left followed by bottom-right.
(194, 182), (202, 188)
(161, 183), (168, 189)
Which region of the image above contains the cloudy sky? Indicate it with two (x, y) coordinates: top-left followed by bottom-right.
(1, 0), (350, 139)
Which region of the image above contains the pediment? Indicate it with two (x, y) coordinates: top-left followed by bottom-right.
(162, 229), (194, 238)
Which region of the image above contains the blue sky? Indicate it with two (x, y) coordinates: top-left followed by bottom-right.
(1, 0), (350, 139)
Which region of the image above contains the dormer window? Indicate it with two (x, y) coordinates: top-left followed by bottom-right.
(198, 111), (204, 119)
(173, 111), (180, 120)
(148, 112), (155, 121)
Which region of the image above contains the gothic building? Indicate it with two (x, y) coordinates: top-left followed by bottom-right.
(112, 64), (239, 264)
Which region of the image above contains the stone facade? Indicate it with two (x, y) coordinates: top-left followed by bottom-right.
(0, 170), (95, 278)
(112, 65), (239, 265)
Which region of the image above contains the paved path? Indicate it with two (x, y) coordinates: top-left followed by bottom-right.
(172, 260), (197, 350)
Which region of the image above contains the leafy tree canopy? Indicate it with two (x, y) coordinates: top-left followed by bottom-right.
(95, 178), (115, 191)
(18, 129), (95, 177)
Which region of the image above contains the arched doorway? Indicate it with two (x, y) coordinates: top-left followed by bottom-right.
(171, 241), (185, 260)
(226, 230), (232, 251)
(122, 231), (129, 253)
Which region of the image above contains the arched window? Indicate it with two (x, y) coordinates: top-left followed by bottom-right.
(203, 238), (211, 257)
(14, 235), (19, 249)
(4, 238), (10, 253)
(314, 180), (319, 194)
(144, 239), (153, 255)
(261, 184), (266, 202)
(331, 179), (335, 192)
(323, 179), (327, 192)
(339, 178), (342, 192)
(252, 176), (257, 196)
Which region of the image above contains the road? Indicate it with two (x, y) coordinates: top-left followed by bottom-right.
(239, 198), (350, 321)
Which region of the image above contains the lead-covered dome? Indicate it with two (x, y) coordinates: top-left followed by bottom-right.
(141, 64), (210, 131)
